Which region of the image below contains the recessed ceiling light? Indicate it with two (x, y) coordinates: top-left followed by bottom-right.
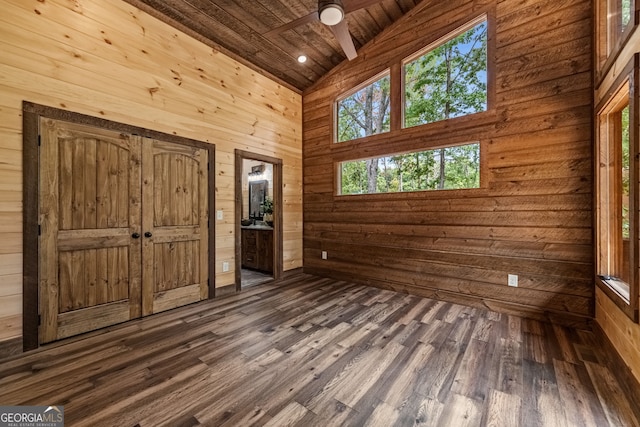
(297, 55), (307, 63)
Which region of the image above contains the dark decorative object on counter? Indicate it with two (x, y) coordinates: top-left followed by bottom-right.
(263, 197), (274, 227)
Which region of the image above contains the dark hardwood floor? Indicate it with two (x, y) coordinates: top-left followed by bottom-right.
(0, 274), (638, 426)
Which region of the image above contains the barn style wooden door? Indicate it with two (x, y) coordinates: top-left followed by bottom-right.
(39, 119), (209, 344)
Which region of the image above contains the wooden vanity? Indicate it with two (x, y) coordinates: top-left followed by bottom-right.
(241, 227), (274, 273)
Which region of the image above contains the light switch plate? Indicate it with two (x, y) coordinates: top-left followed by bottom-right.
(216, 210), (223, 220)
(222, 261), (229, 272)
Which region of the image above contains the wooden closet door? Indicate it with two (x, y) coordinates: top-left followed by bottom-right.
(39, 119), (142, 343)
(141, 139), (209, 315)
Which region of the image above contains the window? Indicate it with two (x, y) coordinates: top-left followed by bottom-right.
(336, 72), (390, 143)
(608, 0), (634, 55)
(404, 16), (487, 128)
(595, 0), (637, 75)
(622, 0), (633, 27)
(333, 15), (491, 197)
(339, 143), (480, 195)
(595, 58), (639, 321)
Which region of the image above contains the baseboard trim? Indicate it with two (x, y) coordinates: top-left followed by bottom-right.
(215, 284), (237, 298)
(282, 267), (303, 278)
(304, 267), (593, 330)
(0, 337), (22, 360)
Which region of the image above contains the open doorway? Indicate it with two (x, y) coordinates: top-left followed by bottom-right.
(234, 150), (283, 290)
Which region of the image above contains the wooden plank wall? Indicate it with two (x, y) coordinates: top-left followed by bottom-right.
(302, 0), (594, 327)
(0, 0), (302, 343)
(593, 0), (640, 385)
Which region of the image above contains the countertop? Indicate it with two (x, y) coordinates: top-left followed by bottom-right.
(241, 224), (274, 231)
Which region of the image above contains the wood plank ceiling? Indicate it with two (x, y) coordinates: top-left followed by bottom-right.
(122, 0), (421, 92)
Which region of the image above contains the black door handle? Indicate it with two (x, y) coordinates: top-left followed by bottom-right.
(144, 231), (153, 238)
(132, 232), (140, 239)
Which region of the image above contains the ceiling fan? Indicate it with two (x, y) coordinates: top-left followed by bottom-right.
(265, 0), (383, 61)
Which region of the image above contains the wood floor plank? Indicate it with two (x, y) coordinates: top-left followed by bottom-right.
(521, 358), (570, 427)
(451, 338), (498, 401)
(584, 362), (640, 427)
(553, 359), (603, 426)
(496, 337), (523, 395)
(483, 388), (521, 426)
(263, 401), (310, 427)
(364, 401), (400, 427)
(439, 393), (483, 426)
(380, 342), (435, 408)
(411, 397), (445, 426)
(334, 342), (405, 409)
(0, 273), (637, 426)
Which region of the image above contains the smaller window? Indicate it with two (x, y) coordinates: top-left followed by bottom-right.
(404, 16), (488, 128)
(596, 0), (636, 73)
(336, 72), (390, 143)
(339, 142), (480, 195)
(595, 59), (640, 321)
(608, 0), (634, 52)
(622, 0), (633, 27)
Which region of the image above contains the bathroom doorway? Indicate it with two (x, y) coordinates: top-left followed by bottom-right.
(234, 150), (283, 290)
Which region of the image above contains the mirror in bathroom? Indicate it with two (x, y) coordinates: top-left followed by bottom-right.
(249, 180), (267, 220)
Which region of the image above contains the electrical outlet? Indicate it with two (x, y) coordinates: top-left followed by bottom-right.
(508, 274), (518, 287)
(222, 261), (229, 272)
(216, 210), (223, 220)
(321, 251), (328, 260)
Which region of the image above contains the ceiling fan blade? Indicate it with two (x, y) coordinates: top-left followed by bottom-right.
(264, 11), (319, 37)
(343, 0), (383, 14)
(329, 20), (357, 60)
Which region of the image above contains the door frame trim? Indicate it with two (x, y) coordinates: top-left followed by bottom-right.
(22, 102), (216, 351)
(234, 150), (284, 291)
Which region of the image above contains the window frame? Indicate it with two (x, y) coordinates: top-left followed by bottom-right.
(336, 141), (482, 196)
(595, 0), (638, 84)
(401, 14), (489, 129)
(595, 54), (640, 322)
(329, 9), (495, 199)
(332, 69), (391, 144)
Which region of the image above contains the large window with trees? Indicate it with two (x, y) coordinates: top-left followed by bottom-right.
(595, 57), (639, 321)
(336, 72), (390, 143)
(404, 16), (488, 128)
(339, 143), (480, 195)
(333, 14), (491, 197)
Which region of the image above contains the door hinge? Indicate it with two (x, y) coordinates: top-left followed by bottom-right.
(38, 224), (41, 236)
(207, 162), (210, 171)
(37, 135), (41, 146)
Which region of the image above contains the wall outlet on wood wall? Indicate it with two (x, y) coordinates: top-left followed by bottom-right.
(222, 262), (229, 272)
(508, 274), (518, 287)
(322, 251), (328, 260)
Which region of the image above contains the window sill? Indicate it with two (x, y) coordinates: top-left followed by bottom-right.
(599, 275), (630, 304)
(596, 275), (638, 322)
